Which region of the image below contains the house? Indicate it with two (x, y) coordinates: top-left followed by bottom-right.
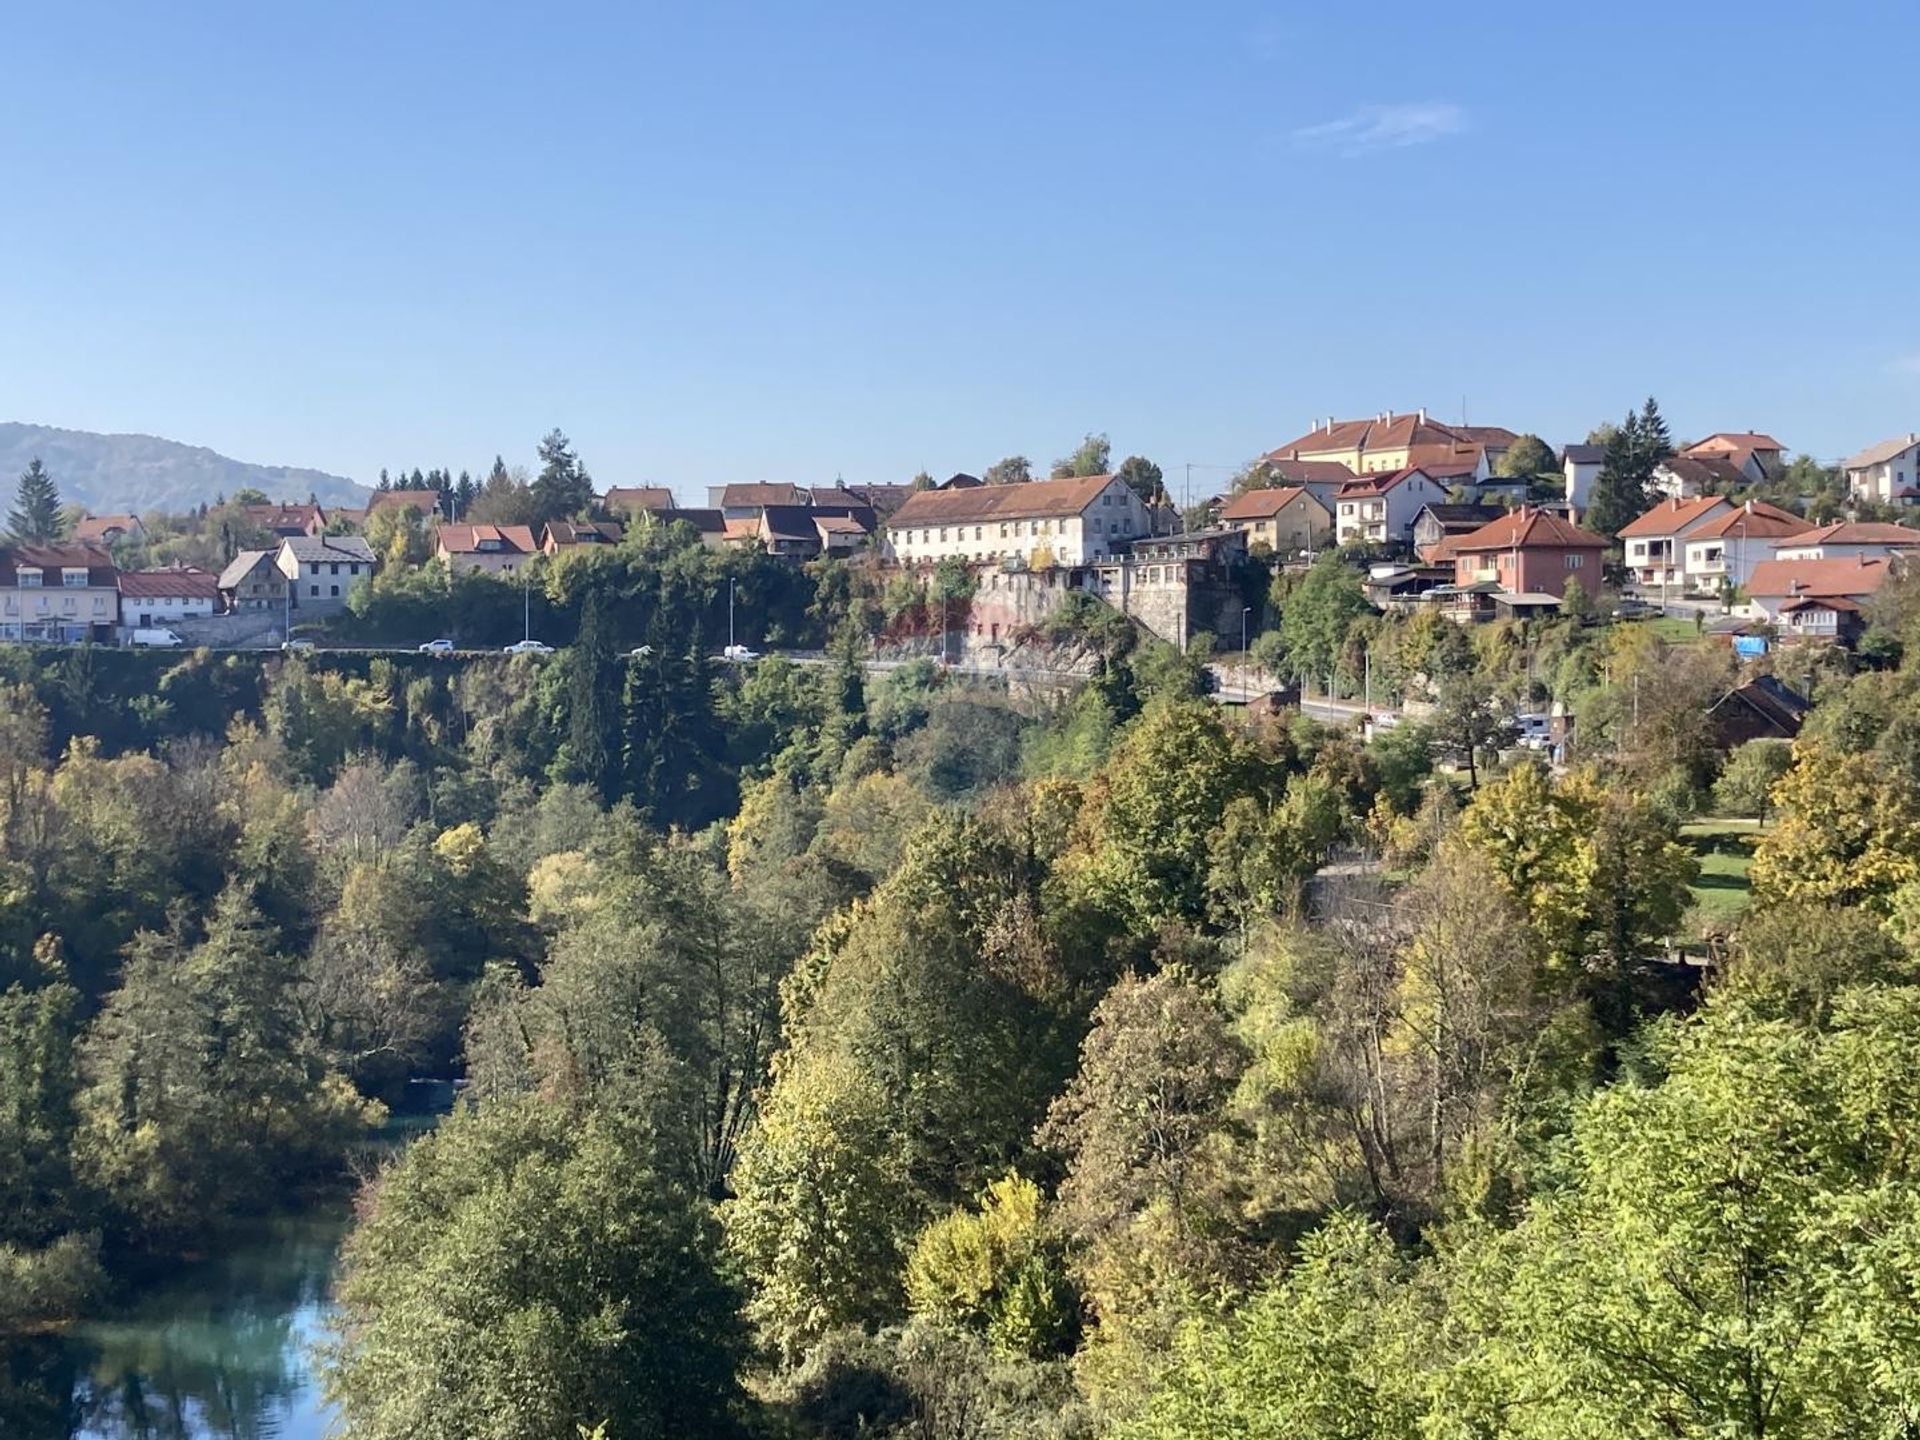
(663, 508), (728, 549)
(1776, 595), (1869, 645)
(217, 550), (288, 611)
(1217, 486), (1334, 557)
(811, 482), (914, 518)
(1772, 521), (1920, 562)
(277, 535), (376, 612)
(1843, 433), (1920, 507)
(1745, 554), (1897, 627)
(1411, 504), (1505, 563)
(1332, 467), (1451, 548)
(937, 473), (982, 490)
(119, 568), (220, 631)
(887, 474), (1150, 567)
(814, 512), (876, 556)
(603, 486), (678, 517)
(0, 544), (120, 642)
(366, 489), (443, 522)
(1560, 444), (1605, 513)
(1617, 496), (1734, 589)
(542, 520), (624, 556)
(1254, 457), (1356, 514)
(1651, 454), (1748, 499)
(1679, 433), (1785, 484)
(753, 506), (830, 559)
(1447, 506), (1607, 601)
(75, 514), (146, 545)
(1706, 676), (1811, 748)
(1677, 501), (1810, 592)
(709, 483), (810, 518)
(435, 523), (539, 575)
(245, 502), (329, 538)
(1080, 528), (1251, 649)
(1266, 411), (1509, 478)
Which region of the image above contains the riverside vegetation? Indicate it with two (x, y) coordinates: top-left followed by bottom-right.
(5, 519), (1920, 1437)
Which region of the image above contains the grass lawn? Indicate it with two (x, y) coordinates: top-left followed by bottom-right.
(1680, 818), (1761, 926)
(1628, 615), (1712, 643)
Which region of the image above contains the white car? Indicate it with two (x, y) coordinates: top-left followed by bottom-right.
(503, 639), (554, 656)
(721, 644), (760, 662)
(419, 639), (455, 656)
(629, 645), (655, 658)
(1515, 713), (1552, 750)
(130, 628), (185, 648)
(281, 638), (315, 653)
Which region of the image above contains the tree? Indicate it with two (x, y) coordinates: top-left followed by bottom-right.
(1750, 741), (1920, 911)
(1495, 433), (1556, 480)
(1713, 738), (1793, 821)
(1052, 433), (1112, 479)
(327, 1097), (748, 1440)
(1114, 455), (1166, 505)
(531, 429), (594, 523)
(1585, 397), (1675, 538)
(982, 456), (1033, 486)
(904, 1173), (1076, 1359)
(1429, 671), (1516, 789)
(565, 590), (617, 796)
(1277, 554), (1370, 690)
(8, 459), (65, 543)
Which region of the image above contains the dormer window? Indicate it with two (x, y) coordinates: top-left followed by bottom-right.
(63, 568), (89, 587)
(17, 568), (42, 588)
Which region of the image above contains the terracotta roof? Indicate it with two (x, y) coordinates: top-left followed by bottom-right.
(888, 474), (1121, 527)
(1682, 433), (1784, 475)
(1844, 433), (1920, 471)
(1451, 507), (1608, 553)
(1219, 486), (1321, 521)
(1780, 521), (1920, 549)
(603, 486), (676, 513)
(437, 523), (538, 555)
(1257, 458), (1355, 484)
(1267, 413), (1493, 462)
(814, 514), (872, 537)
(367, 490), (442, 517)
(1657, 455), (1748, 492)
(1335, 466), (1442, 499)
(1617, 495), (1729, 538)
(1402, 449), (1483, 478)
(0, 543), (117, 586)
(1684, 501), (1809, 542)
(1780, 595), (1862, 614)
(245, 502), (324, 532)
(74, 514), (142, 542)
(722, 518), (760, 542)
(119, 567), (219, 601)
(1746, 555), (1895, 600)
(720, 483), (810, 508)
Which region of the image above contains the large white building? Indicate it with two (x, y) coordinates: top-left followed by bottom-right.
(1331, 466), (1450, 548)
(886, 474), (1150, 567)
(1844, 433), (1920, 507)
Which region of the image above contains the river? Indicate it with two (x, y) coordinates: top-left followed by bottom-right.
(0, 1087), (448, 1440)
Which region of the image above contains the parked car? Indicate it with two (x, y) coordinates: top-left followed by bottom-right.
(130, 628), (185, 648)
(721, 644), (760, 662)
(503, 639), (554, 656)
(281, 638), (316, 653)
(1612, 599), (1659, 620)
(630, 645), (654, 658)
(1515, 713), (1551, 750)
(419, 638), (455, 656)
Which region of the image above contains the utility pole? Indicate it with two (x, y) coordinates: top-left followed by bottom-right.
(728, 577), (736, 651)
(523, 570), (532, 643)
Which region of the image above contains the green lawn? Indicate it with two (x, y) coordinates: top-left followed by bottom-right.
(1680, 818), (1760, 925)
(1625, 615), (1711, 643)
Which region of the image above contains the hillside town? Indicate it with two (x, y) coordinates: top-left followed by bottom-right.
(5, 408), (1916, 663)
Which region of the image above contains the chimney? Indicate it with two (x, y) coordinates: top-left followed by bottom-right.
(1418, 406), (1427, 424)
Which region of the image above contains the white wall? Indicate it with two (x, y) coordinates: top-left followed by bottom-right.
(889, 479), (1149, 567)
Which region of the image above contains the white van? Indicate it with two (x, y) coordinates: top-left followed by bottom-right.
(1515, 713), (1551, 750)
(130, 628), (185, 648)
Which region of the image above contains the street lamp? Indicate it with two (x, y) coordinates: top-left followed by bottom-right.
(1241, 605), (1251, 658)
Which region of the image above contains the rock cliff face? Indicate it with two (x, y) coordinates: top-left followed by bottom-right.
(0, 422), (366, 514)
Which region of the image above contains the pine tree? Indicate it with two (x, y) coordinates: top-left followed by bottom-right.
(531, 430), (594, 523)
(568, 590), (617, 797)
(1585, 397), (1674, 539)
(7, 459), (65, 543)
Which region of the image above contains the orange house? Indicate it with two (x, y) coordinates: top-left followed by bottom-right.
(1451, 506), (1608, 598)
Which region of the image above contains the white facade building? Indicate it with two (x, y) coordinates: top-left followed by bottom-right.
(118, 570), (220, 630)
(1844, 433), (1920, 507)
(1332, 467), (1450, 548)
(886, 474), (1149, 567)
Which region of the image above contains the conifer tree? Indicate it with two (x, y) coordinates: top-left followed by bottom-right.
(8, 458), (65, 543)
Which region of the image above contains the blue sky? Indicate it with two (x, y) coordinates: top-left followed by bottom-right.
(3, 0), (1916, 502)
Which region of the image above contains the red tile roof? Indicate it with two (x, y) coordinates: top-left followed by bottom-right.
(119, 567), (220, 601)
(1781, 521), (1920, 548)
(1452, 507), (1608, 553)
(0, 544), (117, 586)
(720, 483), (810, 508)
(888, 474), (1121, 527)
(1268, 413), (1491, 462)
(603, 486), (676, 514)
(436, 523), (538, 555)
(1335, 466), (1442, 499)
(74, 514), (142, 542)
(1258, 458), (1355, 485)
(1746, 555), (1895, 600)
(1617, 495), (1729, 539)
(1685, 501), (1809, 542)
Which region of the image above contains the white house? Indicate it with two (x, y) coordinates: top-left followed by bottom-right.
(119, 569), (220, 631)
(886, 474), (1149, 567)
(1673, 501), (1810, 593)
(1616, 496), (1733, 589)
(1332, 467), (1451, 548)
(1843, 433), (1920, 507)
(277, 535), (376, 612)
(1771, 521), (1920, 563)
(1560, 444), (1604, 514)
(1650, 454), (1747, 500)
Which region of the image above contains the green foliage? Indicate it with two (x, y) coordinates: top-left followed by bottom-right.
(1114, 454), (1165, 503)
(983, 456), (1034, 486)
(905, 1174), (1077, 1358)
(327, 1096), (747, 1440)
(1052, 433), (1112, 480)
(8, 458), (66, 542)
(1586, 396), (1674, 538)
(1276, 554), (1369, 687)
(1495, 432), (1557, 479)
(1713, 737), (1793, 819)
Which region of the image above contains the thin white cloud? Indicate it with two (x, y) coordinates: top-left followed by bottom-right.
(1290, 102), (1468, 157)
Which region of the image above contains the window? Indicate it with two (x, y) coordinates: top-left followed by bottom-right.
(17, 569), (41, 588)
(330, 585), (340, 597)
(1566, 553), (1584, 570)
(310, 563), (320, 576)
(310, 585), (320, 597)
(62, 569), (88, 587)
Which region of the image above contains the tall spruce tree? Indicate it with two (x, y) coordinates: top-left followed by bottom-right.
(1585, 396), (1675, 538)
(568, 590), (617, 797)
(8, 459), (65, 543)
(531, 430), (594, 523)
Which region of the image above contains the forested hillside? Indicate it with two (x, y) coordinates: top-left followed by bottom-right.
(5, 520), (1920, 1438)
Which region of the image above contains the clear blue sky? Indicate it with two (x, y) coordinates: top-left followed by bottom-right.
(4, 0), (1916, 503)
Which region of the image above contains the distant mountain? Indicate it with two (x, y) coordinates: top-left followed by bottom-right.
(0, 422), (369, 516)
